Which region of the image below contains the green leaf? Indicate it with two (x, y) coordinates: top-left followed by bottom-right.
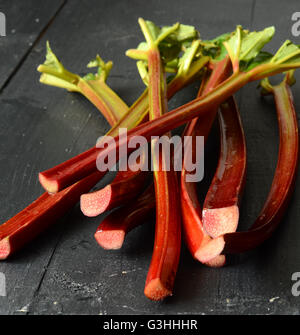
(84, 54), (113, 82)
(223, 25), (243, 65)
(145, 20), (161, 41)
(242, 51), (273, 71)
(159, 42), (182, 63)
(161, 23), (198, 43)
(132, 19), (199, 65)
(201, 32), (232, 60)
(248, 41), (300, 81)
(224, 26), (275, 70)
(177, 40), (201, 75)
(270, 40), (300, 65)
(239, 26), (275, 62)
(44, 41), (62, 71)
(37, 41), (80, 91)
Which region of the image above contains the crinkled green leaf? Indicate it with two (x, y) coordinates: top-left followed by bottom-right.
(239, 26), (274, 62)
(134, 20), (198, 65)
(247, 41), (300, 80)
(177, 40), (201, 75)
(225, 26), (275, 65)
(44, 41), (62, 71)
(201, 32), (232, 60)
(161, 23), (197, 42)
(37, 42), (79, 91)
(84, 54), (113, 81)
(137, 41), (149, 51)
(270, 40), (300, 65)
(159, 42), (182, 63)
(242, 51), (273, 71)
(224, 25), (243, 62)
(145, 20), (161, 41)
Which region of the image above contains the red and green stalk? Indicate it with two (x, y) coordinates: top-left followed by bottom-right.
(136, 19), (181, 301)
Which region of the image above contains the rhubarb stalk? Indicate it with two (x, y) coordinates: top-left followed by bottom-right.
(181, 56), (232, 267)
(38, 43), (128, 126)
(131, 19), (181, 300)
(196, 72), (299, 261)
(80, 165), (149, 217)
(0, 171), (105, 260)
(202, 96), (247, 238)
(94, 184), (155, 249)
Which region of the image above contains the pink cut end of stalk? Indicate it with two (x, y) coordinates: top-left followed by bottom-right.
(204, 255), (226, 268)
(39, 172), (59, 194)
(0, 237), (11, 260)
(144, 278), (172, 301)
(203, 205), (239, 238)
(194, 236), (225, 264)
(94, 230), (125, 250)
(80, 186), (112, 217)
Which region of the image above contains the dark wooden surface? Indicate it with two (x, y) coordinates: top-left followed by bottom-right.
(0, 0), (300, 315)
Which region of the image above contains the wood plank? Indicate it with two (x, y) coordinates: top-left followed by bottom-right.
(0, 0), (69, 315)
(0, 0), (66, 90)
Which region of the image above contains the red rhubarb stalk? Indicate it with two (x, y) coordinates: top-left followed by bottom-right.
(0, 171), (105, 260)
(181, 56), (232, 267)
(202, 96), (247, 238)
(134, 19), (181, 300)
(80, 167), (149, 217)
(196, 73), (299, 261)
(94, 184), (155, 249)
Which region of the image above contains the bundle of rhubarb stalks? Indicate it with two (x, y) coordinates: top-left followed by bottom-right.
(1, 19), (300, 301)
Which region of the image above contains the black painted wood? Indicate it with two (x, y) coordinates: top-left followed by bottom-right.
(0, 0), (300, 315)
(0, 0), (66, 90)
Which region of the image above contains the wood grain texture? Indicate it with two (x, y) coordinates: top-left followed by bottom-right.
(0, 0), (66, 90)
(0, 0), (300, 315)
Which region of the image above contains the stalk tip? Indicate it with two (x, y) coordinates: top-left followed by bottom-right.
(203, 205), (239, 238)
(194, 236), (225, 263)
(144, 278), (172, 301)
(39, 172), (59, 194)
(0, 237), (11, 260)
(80, 185), (112, 217)
(94, 229), (125, 250)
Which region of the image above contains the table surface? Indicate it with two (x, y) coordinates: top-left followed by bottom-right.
(0, 0), (300, 315)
